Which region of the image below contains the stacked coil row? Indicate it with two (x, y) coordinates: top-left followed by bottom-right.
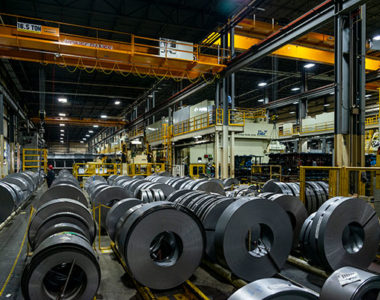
(145, 175), (226, 195)
(262, 179), (329, 213)
(105, 200), (205, 290)
(22, 172), (100, 300)
(229, 266), (380, 300)
(299, 196), (380, 271)
(0, 171), (41, 222)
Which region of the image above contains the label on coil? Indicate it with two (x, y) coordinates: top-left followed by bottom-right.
(337, 271), (361, 286)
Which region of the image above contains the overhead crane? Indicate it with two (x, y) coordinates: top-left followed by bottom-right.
(30, 116), (127, 127)
(207, 19), (380, 72)
(0, 13), (228, 80)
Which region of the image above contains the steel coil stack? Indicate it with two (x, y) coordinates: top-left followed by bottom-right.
(228, 278), (318, 299)
(146, 174), (226, 195)
(22, 177), (100, 299)
(166, 189), (294, 282)
(320, 266), (380, 300)
(0, 171), (40, 223)
(262, 179), (329, 213)
(106, 200), (204, 290)
(51, 170), (81, 188)
(299, 196), (380, 271)
(85, 179), (130, 229)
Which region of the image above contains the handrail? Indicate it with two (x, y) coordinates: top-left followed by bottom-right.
(228, 108), (266, 126)
(72, 162), (120, 179)
(126, 163), (165, 176)
(22, 148), (47, 172)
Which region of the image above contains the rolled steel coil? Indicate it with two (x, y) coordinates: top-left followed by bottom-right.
(21, 232), (100, 300)
(91, 186), (130, 228)
(259, 193), (308, 249)
(51, 177), (80, 188)
(0, 182), (18, 222)
(105, 198), (141, 241)
(114, 201), (204, 290)
(28, 198), (96, 248)
(215, 197), (293, 281)
(262, 179), (329, 213)
(36, 184), (88, 209)
(84, 175), (106, 191)
(107, 174), (119, 185)
(302, 196), (380, 271)
(320, 266), (380, 300)
(228, 278), (318, 300)
(222, 177), (239, 189)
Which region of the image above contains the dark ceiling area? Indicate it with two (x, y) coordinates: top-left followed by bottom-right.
(0, 0), (379, 143)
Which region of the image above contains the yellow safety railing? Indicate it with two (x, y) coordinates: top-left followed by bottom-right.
(73, 162), (120, 179)
(365, 115), (379, 126)
(251, 164), (282, 182)
(299, 166), (380, 203)
(172, 109), (223, 137)
(280, 115), (379, 137)
(189, 164), (206, 179)
(22, 148), (48, 172)
(128, 127), (144, 139)
(228, 108), (267, 126)
(126, 163), (165, 176)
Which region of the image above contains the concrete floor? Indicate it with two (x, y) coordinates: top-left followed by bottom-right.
(0, 185), (378, 299)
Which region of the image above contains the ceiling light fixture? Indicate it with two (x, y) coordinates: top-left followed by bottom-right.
(60, 141), (64, 143)
(60, 129), (64, 132)
(324, 103), (330, 107)
(257, 99), (265, 102)
(289, 111), (296, 114)
(100, 115), (107, 119)
(258, 82), (267, 87)
(80, 141), (84, 143)
(291, 87), (300, 91)
(59, 124), (65, 127)
(293, 101), (299, 105)
(83, 138), (87, 141)
(86, 134), (90, 137)
(373, 35), (380, 41)
(131, 140), (142, 145)
(365, 94), (371, 98)
(58, 113), (66, 117)
(114, 100), (120, 105)
(93, 125), (99, 128)
(58, 97), (67, 103)
(304, 63), (315, 69)
(89, 130), (94, 133)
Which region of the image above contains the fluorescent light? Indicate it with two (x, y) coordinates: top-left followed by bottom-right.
(131, 140), (142, 145)
(58, 97), (67, 103)
(304, 63), (315, 69)
(86, 134), (90, 137)
(373, 35), (380, 41)
(258, 82), (267, 87)
(89, 130), (94, 133)
(330, 92), (335, 95)
(114, 100), (120, 105)
(293, 101), (298, 105)
(100, 115), (107, 119)
(366, 94), (371, 98)
(257, 99), (264, 102)
(60, 129), (64, 132)
(324, 103), (330, 107)
(194, 135), (202, 139)
(291, 87), (300, 91)
(60, 133), (64, 136)
(60, 141), (64, 143)
(93, 125), (99, 128)
(289, 111), (296, 114)
(83, 138), (87, 141)
(80, 141), (84, 143)
(59, 123), (65, 127)
(58, 113), (66, 117)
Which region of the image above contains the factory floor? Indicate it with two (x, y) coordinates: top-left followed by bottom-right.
(0, 184), (378, 299)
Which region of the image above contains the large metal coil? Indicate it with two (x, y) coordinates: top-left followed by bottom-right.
(0, 172), (39, 222)
(262, 179), (329, 213)
(107, 174), (119, 185)
(51, 176), (80, 188)
(259, 193), (308, 249)
(320, 266), (380, 300)
(228, 278), (318, 300)
(301, 196), (380, 271)
(21, 232), (101, 300)
(114, 201), (204, 290)
(36, 184), (88, 209)
(28, 198), (96, 249)
(91, 186), (130, 228)
(222, 177), (239, 190)
(215, 197), (293, 281)
(105, 198), (141, 241)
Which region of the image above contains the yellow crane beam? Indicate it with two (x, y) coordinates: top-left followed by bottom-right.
(31, 117), (127, 127)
